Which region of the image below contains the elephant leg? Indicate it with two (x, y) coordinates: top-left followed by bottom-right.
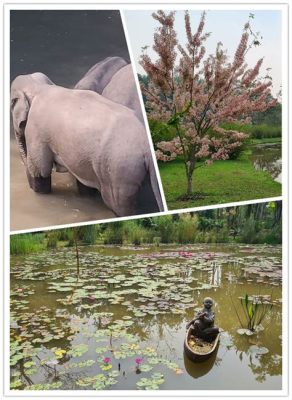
(26, 138), (53, 194)
(136, 172), (159, 213)
(76, 179), (98, 196)
(102, 185), (138, 217)
(26, 168), (51, 194)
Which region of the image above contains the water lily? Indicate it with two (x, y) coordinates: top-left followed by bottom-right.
(135, 357), (143, 374)
(103, 357), (111, 364)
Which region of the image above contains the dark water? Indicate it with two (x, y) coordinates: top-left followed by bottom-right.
(250, 144), (282, 183)
(10, 10), (129, 87)
(10, 244), (282, 390)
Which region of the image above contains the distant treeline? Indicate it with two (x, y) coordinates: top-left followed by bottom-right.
(10, 201), (282, 255)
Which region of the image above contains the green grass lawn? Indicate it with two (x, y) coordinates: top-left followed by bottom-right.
(159, 150), (281, 210)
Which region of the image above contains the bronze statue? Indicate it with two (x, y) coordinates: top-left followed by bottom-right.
(186, 297), (219, 342)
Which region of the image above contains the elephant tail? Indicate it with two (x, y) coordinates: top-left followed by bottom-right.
(146, 154), (164, 212)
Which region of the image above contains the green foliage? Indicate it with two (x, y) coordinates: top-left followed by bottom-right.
(148, 118), (176, 147)
(10, 233), (45, 255)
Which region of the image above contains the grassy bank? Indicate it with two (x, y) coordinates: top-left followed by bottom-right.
(159, 151), (281, 210)
(10, 233), (45, 255)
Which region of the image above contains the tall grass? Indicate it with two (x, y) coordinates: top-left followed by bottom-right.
(10, 233), (45, 255)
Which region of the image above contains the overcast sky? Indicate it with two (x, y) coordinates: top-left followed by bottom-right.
(124, 10), (282, 97)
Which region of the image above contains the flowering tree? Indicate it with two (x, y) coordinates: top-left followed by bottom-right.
(140, 11), (277, 198)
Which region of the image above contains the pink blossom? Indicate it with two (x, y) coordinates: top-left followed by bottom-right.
(103, 357), (111, 364)
(135, 358), (142, 365)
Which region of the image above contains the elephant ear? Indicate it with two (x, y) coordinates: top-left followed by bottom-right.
(11, 90), (30, 131)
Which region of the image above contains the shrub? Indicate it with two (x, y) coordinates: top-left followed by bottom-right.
(153, 237), (161, 247)
(175, 214), (198, 243)
(123, 221), (149, 245)
(79, 225), (98, 245)
(153, 215), (175, 243)
(46, 231), (59, 249)
(103, 222), (124, 245)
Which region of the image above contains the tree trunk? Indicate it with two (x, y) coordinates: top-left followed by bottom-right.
(187, 174), (193, 196)
(185, 160), (195, 196)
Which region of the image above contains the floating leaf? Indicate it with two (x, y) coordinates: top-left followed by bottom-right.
(54, 348), (66, 358)
(67, 343), (88, 357)
(100, 363), (112, 371)
(248, 345), (269, 355)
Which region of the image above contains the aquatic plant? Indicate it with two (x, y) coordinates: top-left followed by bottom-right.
(233, 293), (274, 332)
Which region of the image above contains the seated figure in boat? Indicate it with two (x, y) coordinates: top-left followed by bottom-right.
(186, 297), (219, 342)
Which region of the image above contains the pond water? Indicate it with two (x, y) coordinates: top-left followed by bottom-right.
(10, 244), (282, 391)
(250, 144), (282, 183)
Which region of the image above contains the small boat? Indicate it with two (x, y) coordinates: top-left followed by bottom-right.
(184, 327), (220, 362)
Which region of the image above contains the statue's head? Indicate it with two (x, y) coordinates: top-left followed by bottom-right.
(203, 297), (213, 309)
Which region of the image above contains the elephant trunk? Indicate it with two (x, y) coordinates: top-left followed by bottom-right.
(15, 127), (27, 165)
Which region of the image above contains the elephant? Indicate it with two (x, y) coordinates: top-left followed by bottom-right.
(11, 73), (164, 216)
(74, 56), (127, 93)
(75, 58), (143, 122)
(102, 64), (143, 122)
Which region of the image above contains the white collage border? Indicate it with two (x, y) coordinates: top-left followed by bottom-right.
(1, 1), (289, 399)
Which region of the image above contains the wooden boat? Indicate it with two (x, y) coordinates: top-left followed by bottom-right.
(184, 327), (220, 362)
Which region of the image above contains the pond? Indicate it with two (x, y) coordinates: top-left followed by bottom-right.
(250, 144), (282, 183)
(10, 244), (282, 391)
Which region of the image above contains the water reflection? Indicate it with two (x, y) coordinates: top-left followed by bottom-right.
(250, 144), (282, 183)
(210, 262), (222, 286)
(183, 350), (219, 378)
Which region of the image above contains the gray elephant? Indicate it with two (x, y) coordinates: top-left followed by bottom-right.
(11, 73), (163, 216)
(75, 58), (143, 122)
(74, 56), (127, 93)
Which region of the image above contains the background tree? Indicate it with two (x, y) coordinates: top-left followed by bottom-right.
(140, 11), (277, 198)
